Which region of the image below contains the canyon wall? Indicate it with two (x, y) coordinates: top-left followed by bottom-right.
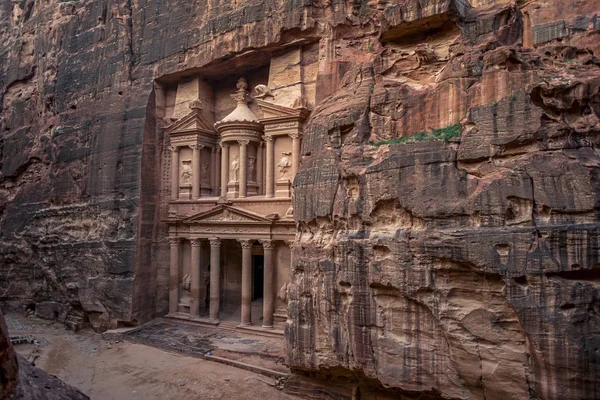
(0, 0), (599, 398)
(288, 1), (600, 399)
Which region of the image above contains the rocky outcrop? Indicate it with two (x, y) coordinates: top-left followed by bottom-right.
(0, 309), (19, 398)
(0, 309), (88, 399)
(288, 2), (600, 400)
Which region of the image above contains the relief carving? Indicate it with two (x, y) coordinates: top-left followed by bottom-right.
(248, 156), (256, 182)
(201, 163), (210, 184)
(278, 152), (292, 179)
(180, 273), (192, 306)
(204, 209), (255, 222)
(254, 84), (273, 99)
(230, 156), (240, 182)
(180, 160), (192, 186)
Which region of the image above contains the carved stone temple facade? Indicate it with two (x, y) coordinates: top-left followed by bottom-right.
(161, 47), (314, 332)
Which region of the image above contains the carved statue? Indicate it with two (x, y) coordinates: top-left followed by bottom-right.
(201, 162), (210, 184)
(248, 156), (256, 182)
(254, 84), (273, 99)
(230, 156), (240, 182)
(181, 273), (191, 291)
(277, 152), (291, 179)
(236, 77), (248, 92)
(180, 160), (192, 186)
(180, 273), (192, 306)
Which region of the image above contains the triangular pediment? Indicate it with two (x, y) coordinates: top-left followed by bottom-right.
(166, 109), (215, 135)
(183, 205), (271, 223)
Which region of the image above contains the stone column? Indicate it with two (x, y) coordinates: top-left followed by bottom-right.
(264, 135), (274, 198)
(239, 239), (253, 326)
(190, 238), (202, 317)
(211, 147), (217, 196)
(215, 147), (221, 196)
(238, 140), (249, 198)
(261, 240), (275, 329)
(290, 133), (301, 178)
(170, 146), (180, 201)
(220, 143), (229, 198)
(209, 237), (221, 322)
(191, 144), (201, 200)
(257, 142), (263, 195)
(168, 237), (181, 314)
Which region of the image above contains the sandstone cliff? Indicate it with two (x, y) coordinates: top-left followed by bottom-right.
(1, 0), (599, 399)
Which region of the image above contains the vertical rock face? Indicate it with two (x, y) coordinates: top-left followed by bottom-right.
(288, 2), (600, 400)
(0, 0), (599, 398)
(0, 310), (18, 398)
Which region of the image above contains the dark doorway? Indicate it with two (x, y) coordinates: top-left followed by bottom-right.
(252, 255), (264, 300)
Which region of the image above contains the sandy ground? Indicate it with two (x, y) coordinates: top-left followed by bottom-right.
(6, 313), (298, 400)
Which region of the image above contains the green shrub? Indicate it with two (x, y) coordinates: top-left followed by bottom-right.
(372, 123), (461, 147)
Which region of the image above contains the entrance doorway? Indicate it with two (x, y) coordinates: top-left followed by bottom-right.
(252, 255), (264, 301)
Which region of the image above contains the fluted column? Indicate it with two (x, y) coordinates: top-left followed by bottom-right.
(191, 144), (201, 200)
(209, 237), (221, 322)
(239, 140), (249, 198)
(168, 238), (181, 314)
(264, 136), (274, 197)
(211, 147), (217, 196)
(170, 146), (180, 201)
(220, 143), (229, 198)
(290, 133), (301, 178)
(190, 238), (202, 317)
(257, 142), (263, 195)
(239, 239), (253, 326)
(261, 240), (275, 329)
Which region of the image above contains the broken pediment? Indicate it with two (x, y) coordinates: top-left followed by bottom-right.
(166, 108), (216, 135)
(182, 205), (273, 223)
(256, 99), (310, 121)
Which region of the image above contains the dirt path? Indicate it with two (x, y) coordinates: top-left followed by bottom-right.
(6, 313), (297, 400)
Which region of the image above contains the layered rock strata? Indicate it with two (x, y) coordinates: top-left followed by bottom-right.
(0, 0), (599, 398)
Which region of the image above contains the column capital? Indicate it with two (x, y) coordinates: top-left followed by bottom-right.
(212, 146), (220, 153)
(285, 240), (295, 247)
(262, 135), (273, 142)
(260, 240), (275, 249)
(238, 239), (253, 248)
(220, 142), (230, 149)
(209, 237), (222, 248)
(168, 237), (181, 246)
(289, 132), (301, 140)
(190, 143), (204, 150)
(169, 145), (179, 153)
(238, 139), (250, 146)
(190, 238), (202, 247)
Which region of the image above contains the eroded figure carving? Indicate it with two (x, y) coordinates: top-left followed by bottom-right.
(278, 152), (291, 178)
(278, 281), (291, 304)
(237, 77), (248, 92)
(248, 156), (256, 182)
(230, 156), (239, 182)
(254, 84), (273, 98)
(181, 160), (192, 185)
(201, 163), (210, 184)
(181, 273), (191, 291)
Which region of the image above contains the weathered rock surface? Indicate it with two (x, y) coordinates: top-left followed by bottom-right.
(0, 0), (599, 399)
(288, 2), (600, 400)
